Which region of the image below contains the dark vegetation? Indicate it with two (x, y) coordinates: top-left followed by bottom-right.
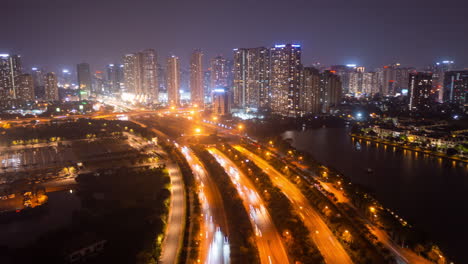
(1, 167), (170, 264)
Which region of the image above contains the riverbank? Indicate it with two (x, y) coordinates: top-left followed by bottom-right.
(350, 133), (468, 164)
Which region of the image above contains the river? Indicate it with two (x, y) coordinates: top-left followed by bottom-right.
(283, 127), (468, 263)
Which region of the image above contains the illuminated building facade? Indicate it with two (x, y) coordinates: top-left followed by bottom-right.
(432, 61), (455, 102)
(381, 63), (410, 95)
(122, 50), (158, 103)
(444, 70), (468, 108)
(190, 49), (204, 107)
(233, 47), (270, 109)
(300, 67), (321, 114)
(210, 56), (229, 91)
(16, 74), (35, 101)
(106, 64), (124, 94)
(166, 56), (180, 106)
(44, 72), (59, 101)
(270, 44), (302, 117)
(212, 88), (230, 116)
(123, 53), (141, 95)
(0, 54), (22, 99)
(140, 49), (158, 102)
(408, 72), (432, 111)
(77, 63), (92, 100)
(320, 70), (342, 113)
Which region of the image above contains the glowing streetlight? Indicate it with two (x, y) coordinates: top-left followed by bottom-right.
(238, 124), (244, 130)
(369, 206), (376, 213)
(195, 128), (202, 134)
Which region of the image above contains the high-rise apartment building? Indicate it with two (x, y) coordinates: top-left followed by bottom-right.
(31, 67), (45, 99)
(77, 63), (92, 100)
(122, 50), (158, 103)
(300, 67), (321, 114)
(0, 54), (22, 99)
(190, 50), (204, 107)
(349, 71), (364, 95)
(16, 74), (35, 101)
(93, 71), (105, 94)
(123, 53), (141, 95)
(320, 70), (342, 113)
(362, 72), (379, 95)
(330, 65), (354, 94)
(432, 61), (455, 102)
(381, 64), (410, 95)
(270, 44), (302, 117)
(140, 49), (158, 102)
(106, 64), (124, 94)
(210, 56), (229, 91)
(166, 56), (180, 106)
(44, 72), (59, 101)
(408, 72), (432, 111)
(444, 70), (468, 108)
(233, 47), (270, 109)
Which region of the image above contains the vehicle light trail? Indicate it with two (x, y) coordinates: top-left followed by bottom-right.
(207, 148), (290, 264)
(180, 146), (230, 264)
(235, 145), (353, 264)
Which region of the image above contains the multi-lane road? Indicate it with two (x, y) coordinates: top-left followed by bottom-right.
(180, 146), (230, 264)
(159, 160), (186, 264)
(235, 145), (354, 264)
(208, 148), (290, 264)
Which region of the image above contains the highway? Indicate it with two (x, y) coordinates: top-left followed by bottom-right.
(159, 161), (186, 264)
(180, 146), (230, 264)
(207, 148), (290, 264)
(235, 145), (353, 264)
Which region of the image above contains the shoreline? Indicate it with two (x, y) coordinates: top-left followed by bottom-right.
(350, 133), (468, 164)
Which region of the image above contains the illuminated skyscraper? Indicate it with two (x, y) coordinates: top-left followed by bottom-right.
(16, 74), (35, 101)
(444, 70), (468, 108)
(233, 47), (270, 109)
(166, 56), (180, 106)
(270, 44), (302, 117)
(122, 50), (158, 102)
(93, 71), (105, 94)
(408, 72), (432, 111)
(320, 70), (342, 113)
(106, 64), (124, 94)
(330, 65), (353, 94)
(432, 61), (455, 102)
(44, 72), (59, 101)
(362, 72), (379, 95)
(77, 63), (92, 100)
(190, 49), (204, 107)
(123, 53), (141, 95)
(0, 54), (22, 99)
(31, 67), (45, 99)
(140, 49), (158, 102)
(210, 56), (229, 90)
(381, 64), (410, 95)
(300, 67), (321, 114)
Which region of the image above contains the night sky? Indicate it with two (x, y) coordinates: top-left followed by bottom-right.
(2, 0), (468, 72)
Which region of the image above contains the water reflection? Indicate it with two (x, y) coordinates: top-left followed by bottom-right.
(283, 127), (467, 263)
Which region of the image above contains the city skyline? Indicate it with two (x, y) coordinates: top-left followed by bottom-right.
(2, 0), (467, 71)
